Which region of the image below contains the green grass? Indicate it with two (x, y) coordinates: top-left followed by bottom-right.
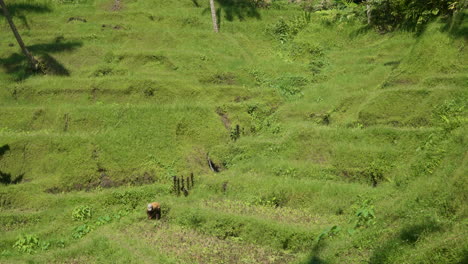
(0, 0), (467, 263)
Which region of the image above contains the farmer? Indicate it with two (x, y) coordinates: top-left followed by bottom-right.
(146, 202), (161, 220)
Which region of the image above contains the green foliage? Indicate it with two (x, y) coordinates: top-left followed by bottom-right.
(95, 215), (112, 226)
(72, 224), (92, 239)
(363, 160), (389, 186)
(267, 13), (311, 43)
(367, 0), (457, 32)
(176, 208), (206, 228)
(40, 241), (50, 251)
(274, 166), (298, 178)
(434, 99), (466, 132)
(230, 124), (241, 141)
(56, 239), (66, 248)
(414, 133), (447, 175)
(352, 197), (376, 229)
(13, 234), (40, 254)
(72, 205), (92, 221)
(247, 104), (281, 134)
(105, 189), (154, 209)
(114, 209), (130, 220)
(316, 225), (341, 242)
(272, 75), (307, 97)
(249, 192), (287, 208)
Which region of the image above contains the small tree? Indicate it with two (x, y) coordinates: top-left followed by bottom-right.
(0, 0), (40, 71)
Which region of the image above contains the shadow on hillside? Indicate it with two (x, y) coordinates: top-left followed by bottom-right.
(349, 25), (373, 38)
(0, 39), (82, 80)
(305, 244), (328, 264)
(0, 171), (24, 185)
(196, 0), (261, 29)
(0, 2), (52, 29)
(216, 0), (261, 22)
(441, 10), (468, 40)
(369, 219), (442, 264)
(0, 144), (23, 185)
(0, 144), (10, 156)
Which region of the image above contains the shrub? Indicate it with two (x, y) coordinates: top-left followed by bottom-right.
(272, 76), (307, 97)
(176, 208), (206, 228)
(105, 190), (145, 209)
(95, 215), (112, 226)
(363, 160), (388, 187)
(72, 224), (92, 239)
(72, 205), (92, 221)
(352, 197), (376, 229)
(13, 235), (40, 254)
(367, 0), (457, 32)
(266, 13), (311, 43)
(316, 225), (341, 243)
(434, 99), (465, 132)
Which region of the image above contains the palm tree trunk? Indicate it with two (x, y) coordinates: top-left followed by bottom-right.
(209, 0), (219, 33)
(366, 0), (372, 25)
(0, 0), (39, 70)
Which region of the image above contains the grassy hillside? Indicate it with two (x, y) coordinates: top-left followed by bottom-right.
(0, 0), (467, 263)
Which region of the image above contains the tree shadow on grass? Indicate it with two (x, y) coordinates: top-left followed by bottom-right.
(369, 219), (442, 264)
(0, 39), (83, 80)
(349, 24), (373, 38)
(440, 9), (468, 40)
(0, 171), (24, 185)
(305, 243), (329, 264)
(0, 144), (10, 157)
(197, 0), (261, 30)
(0, 144), (23, 185)
(0, 2), (52, 29)
(216, 0), (261, 22)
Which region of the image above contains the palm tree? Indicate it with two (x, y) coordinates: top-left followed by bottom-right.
(209, 0), (219, 33)
(0, 0), (40, 71)
(366, 0), (373, 25)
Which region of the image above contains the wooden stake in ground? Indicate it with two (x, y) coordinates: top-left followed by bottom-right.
(181, 176), (185, 192)
(0, 0), (40, 71)
(209, 0), (219, 33)
(172, 176), (177, 194)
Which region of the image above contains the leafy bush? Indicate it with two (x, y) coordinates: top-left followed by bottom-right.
(105, 189), (153, 209)
(316, 225), (341, 242)
(13, 234), (46, 254)
(247, 104), (281, 134)
(266, 13), (311, 43)
(414, 133), (446, 175)
(272, 75), (307, 97)
(274, 166), (299, 178)
(290, 42), (325, 59)
(366, 0), (459, 32)
(13, 235), (39, 254)
(72, 224), (92, 239)
(176, 208), (206, 228)
(249, 191), (289, 208)
(352, 197), (376, 229)
(434, 99), (465, 132)
(114, 209), (130, 220)
(95, 215), (112, 226)
(363, 160), (389, 186)
(72, 205), (92, 221)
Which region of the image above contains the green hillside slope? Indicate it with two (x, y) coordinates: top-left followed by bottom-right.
(1, 0), (467, 263)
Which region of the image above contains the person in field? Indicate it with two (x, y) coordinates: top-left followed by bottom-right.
(146, 202), (161, 220)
